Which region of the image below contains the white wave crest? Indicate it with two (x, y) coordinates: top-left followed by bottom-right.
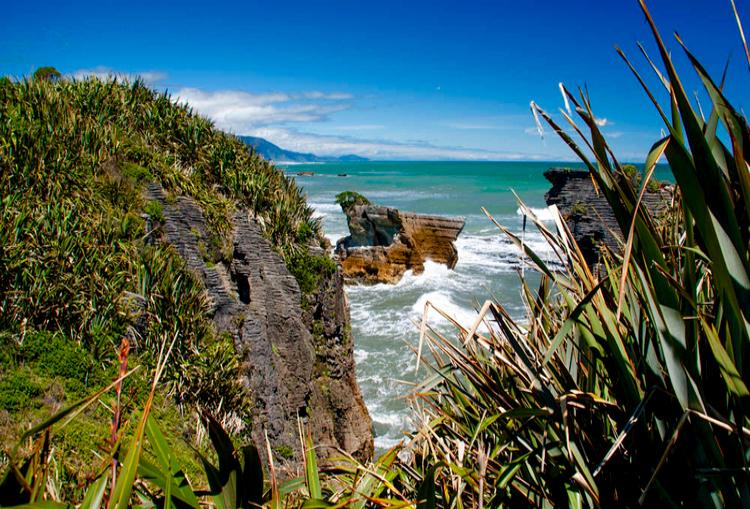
(516, 205), (557, 222)
(310, 202), (342, 218)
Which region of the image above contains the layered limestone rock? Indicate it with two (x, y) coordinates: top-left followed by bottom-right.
(336, 203), (465, 284)
(144, 183), (373, 471)
(544, 168), (672, 263)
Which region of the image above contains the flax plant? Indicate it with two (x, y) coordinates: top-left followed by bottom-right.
(405, 1), (750, 507)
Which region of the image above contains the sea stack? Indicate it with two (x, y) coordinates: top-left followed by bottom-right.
(544, 168), (672, 264)
(334, 192), (465, 284)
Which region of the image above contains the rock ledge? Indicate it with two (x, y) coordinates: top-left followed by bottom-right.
(335, 203), (464, 284)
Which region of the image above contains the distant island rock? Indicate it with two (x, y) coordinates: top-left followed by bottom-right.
(240, 136), (368, 163)
(334, 192), (465, 284)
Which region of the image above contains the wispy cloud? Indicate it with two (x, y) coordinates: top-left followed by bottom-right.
(71, 66), (167, 85)
(173, 87), (352, 131)
(328, 124), (385, 131)
(250, 127), (549, 161)
(302, 91), (353, 100)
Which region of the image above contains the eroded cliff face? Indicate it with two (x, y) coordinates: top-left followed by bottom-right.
(544, 169), (672, 263)
(336, 204), (465, 284)
(145, 184), (373, 471)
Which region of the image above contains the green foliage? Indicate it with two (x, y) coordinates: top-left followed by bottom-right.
(0, 369), (42, 412)
(570, 200), (588, 216)
(0, 341), (413, 509)
(399, 4), (750, 507)
(618, 162), (662, 192)
(18, 331), (100, 385)
(286, 249), (337, 295)
(120, 161), (153, 184)
(174, 335), (250, 424)
(273, 445), (295, 460)
(32, 66), (61, 82)
(0, 69), (290, 480)
(143, 200), (164, 222)
(335, 190), (371, 210)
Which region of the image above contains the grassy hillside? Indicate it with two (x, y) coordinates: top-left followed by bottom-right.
(0, 76), (326, 494)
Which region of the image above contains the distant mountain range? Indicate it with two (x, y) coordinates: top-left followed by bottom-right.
(239, 136), (368, 163)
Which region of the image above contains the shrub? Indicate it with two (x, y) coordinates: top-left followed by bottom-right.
(32, 66), (61, 82)
(121, 162), (153, 184)
(570, 200), (588, 215)
(144, 200), (164, 222)
(335, 191), (371, 211)
(287, 249), (337, 295)
(20, 331), (95, 383)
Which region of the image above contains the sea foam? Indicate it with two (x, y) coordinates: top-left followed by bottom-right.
(516, 205), (557, 222)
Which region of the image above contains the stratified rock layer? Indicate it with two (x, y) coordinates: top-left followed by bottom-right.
(544, 168), (672, 263)
(145, 184), (373, 471)
(336, 204), (464, 284)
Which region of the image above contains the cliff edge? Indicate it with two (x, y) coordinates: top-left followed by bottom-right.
(145, 183), (373, 469)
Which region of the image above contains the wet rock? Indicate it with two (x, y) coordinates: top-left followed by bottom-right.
(336, 204), (464, 284)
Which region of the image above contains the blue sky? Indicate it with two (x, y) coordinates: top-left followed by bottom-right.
(2, 1), (749, 160)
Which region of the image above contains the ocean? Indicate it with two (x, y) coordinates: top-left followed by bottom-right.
(283, 160), (667, 452)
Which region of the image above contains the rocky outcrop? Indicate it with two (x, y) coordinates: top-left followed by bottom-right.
(336, 204), (465, 284)
(544, 168), (672, 263)
(144, 184), (373, 471)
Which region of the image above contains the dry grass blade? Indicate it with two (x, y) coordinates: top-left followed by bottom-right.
(729, 0), (750, 70)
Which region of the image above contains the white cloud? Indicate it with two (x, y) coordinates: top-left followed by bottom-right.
(595, 117), (610, 127)
(71, 66), (167, 85)
(328, 124), (385, 131)
(161, 86), (567, 160)
(302, 91), (353, 100)
(249, 127), (545, 161)
(173, 87), (352, 131)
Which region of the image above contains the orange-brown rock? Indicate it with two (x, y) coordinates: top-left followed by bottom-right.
(335, 204), (464, 284)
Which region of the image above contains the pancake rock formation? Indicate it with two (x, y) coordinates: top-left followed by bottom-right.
(144, 183), (373, 471)
(335, 197), (465, 284)
(544, 168), (672, 264)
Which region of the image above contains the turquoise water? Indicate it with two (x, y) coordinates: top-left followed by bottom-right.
(284, 161), (670, 451)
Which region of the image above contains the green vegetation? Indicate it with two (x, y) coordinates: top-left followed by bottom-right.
(335, 190), (371, 211)
(287, 249), (337, 295)
(569, 200), (589, 216)
(400, 3), (750, 506)
(2, 2), (750, 507)
(620, 163), (662, 192)
(32, 66), (61, 82)
(143, 199), (164, 222)
(0, 69), (323, 491)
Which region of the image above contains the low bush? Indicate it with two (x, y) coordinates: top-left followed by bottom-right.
(287, 249), (337, 295)
(335, 190), (371, 211)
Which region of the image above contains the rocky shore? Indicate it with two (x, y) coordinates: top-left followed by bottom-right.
(335, 199), (465, 284)
(544, 168), (672, 263)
